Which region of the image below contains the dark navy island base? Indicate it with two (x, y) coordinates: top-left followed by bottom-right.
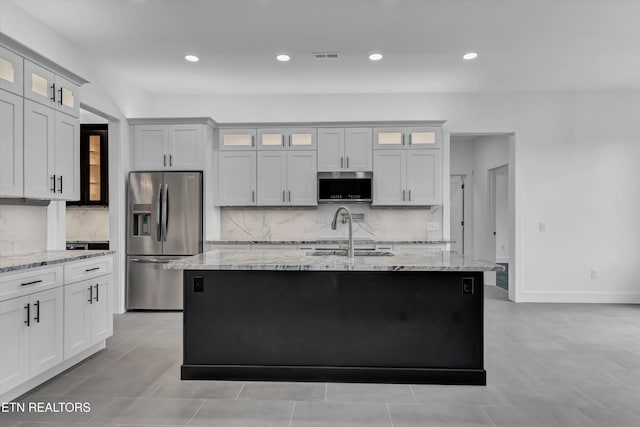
(182, 270), (485, 385)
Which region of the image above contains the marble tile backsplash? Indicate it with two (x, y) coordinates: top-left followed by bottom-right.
(66, 207), (110, 241)
(0, 205), (47, 256)
(220, 204), (442, 240)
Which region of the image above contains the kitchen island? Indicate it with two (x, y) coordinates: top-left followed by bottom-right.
(166, 249), (503, 385)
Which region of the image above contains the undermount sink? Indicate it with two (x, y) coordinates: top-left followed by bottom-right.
(306, 249), (394, 257)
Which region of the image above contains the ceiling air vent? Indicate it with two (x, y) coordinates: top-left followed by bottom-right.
(313, 52), (340, 60)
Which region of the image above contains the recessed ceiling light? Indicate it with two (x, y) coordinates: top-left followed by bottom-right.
(276, 54), (291, 62)
(369, 53), (383, 61)
(463, 52), (478, 60)
(184, 55), (199, 63)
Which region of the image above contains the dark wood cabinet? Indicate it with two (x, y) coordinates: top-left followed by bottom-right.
(69, 124), (108, 206)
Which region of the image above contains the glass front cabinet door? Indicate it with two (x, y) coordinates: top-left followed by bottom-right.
(0, 45), (23, 95)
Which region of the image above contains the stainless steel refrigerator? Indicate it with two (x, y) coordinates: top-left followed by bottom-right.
(126, 171), (202, 310)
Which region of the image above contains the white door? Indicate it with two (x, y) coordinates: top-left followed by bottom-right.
(450, 176), (465, 254)
(406, 127), (441, 149)
(288, 128), (316, 150)
(54, 75), (80, 118)
(132, 125), (169, 170)
(54, 111), (80, 201)
(168, 124), (203, 169)
(317, 128), (344, 171)
(287, 151), (317, 206)
(218, 129), (256, 150)
(257, 151), (286, 206)
(257, 128), (286, 150)
(24, 99), (55, 199)
(29, 287), (64, 377)
(63, 281), (92, 359)
(0, 89), (23, 197)
(218, 151), (256, 206)
(372, 150), (405, 206)
(406, 150), (440, 205)
(0, 296), (29, 394)
(344, 128), (372, 171)
(92, 277), (113, 344)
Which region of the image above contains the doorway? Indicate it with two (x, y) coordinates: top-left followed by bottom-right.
(490, 165), (509, 291)
(450, 175), (465, 254)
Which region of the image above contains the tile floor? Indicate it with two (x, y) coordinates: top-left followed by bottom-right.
(2, 286), (640, 427)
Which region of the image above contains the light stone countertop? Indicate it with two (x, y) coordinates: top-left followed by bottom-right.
(166, 249), (502, 272)
(206, 239), (452, 245)
(0, 250), (115, 274)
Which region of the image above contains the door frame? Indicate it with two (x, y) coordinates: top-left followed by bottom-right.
(449, 174), (466, 254)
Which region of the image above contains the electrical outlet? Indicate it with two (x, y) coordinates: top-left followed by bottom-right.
(590, 269), (598, 279)
(539, 222), (546, 232)
(462, 277), (474, 295)
(193, 276), (204, 292)
(427, 222), (440, 231)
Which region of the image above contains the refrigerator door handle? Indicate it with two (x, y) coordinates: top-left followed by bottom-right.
(129, 258), (169, 264)
(163, 184), (169, 241)
(157, 185), (163, 241)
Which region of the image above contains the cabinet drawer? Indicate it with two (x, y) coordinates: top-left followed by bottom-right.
(0, 266), (63, 302)
(64, 256), (113, 284)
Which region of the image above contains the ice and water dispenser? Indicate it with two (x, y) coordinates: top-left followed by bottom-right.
(131, 204), (152, 236)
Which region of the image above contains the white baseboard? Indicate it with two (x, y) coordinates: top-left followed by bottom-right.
(520, 291), (640, 304)
(0, 341), (105, 403)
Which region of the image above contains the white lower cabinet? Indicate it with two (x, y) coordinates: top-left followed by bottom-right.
(64, 275), (113, 359)
(0, 255), (113, 400)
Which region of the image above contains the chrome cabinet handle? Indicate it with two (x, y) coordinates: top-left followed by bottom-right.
(129, 258), (169, 264)
(163, 184), (169, 241)
(283, 190), (285, 202)
(51, 175), (56, 193)
(88, 286), (93, 304)
(157, 186), (163, 241)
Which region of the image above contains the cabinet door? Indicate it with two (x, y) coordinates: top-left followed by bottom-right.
(344, 128), (372, 171)
(54, 75), (80, 118)
(288, 128), (316, 150)
(287, 151), (317, 206)
(406, 150), (441, 205)
(0, 45), (23, 96)
(168, 124), (203, 169)
(257, 128), (286, 150)
(219, 129), (256, 150)
(372, 150), (405, 206)
(132, 125), (169, 170)
(54, 111), (80, 201)
(29, 287), (64, 377)
(317, 128), (344, 171)
(373, 127), (405, 149)
(63, 281), (92, 359)
(0, 296), (29, 395)
(91, 276), (113, 344)
(24, 60), (55, 108)
(406, 127), (441, 149)
(218, 151), (256, 206)
(24, 99), (55, 199)
(257, 152), (286, 205)
(0, 89), (23, 197)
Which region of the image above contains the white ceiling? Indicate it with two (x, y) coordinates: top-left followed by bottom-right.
(10, 0), (640, 95)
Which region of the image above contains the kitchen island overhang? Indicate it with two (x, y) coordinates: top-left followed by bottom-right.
(167, 249), (503, 386)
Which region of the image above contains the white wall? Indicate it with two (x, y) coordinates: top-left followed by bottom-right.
(151, 91), (640, 303)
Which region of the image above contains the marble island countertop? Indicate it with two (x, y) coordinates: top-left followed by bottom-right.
(166, 249), (502, 272)
(207, 238), (452, 245)
(0, 250), (115, 274)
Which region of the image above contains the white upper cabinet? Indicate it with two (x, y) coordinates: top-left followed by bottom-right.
(24, 60), (80, 118)
(258, 128), (316, 151)
(0, 89), (23, 197)
(255, 151), (317, 206)
(219, 128), (256, 150)
(218, 151), (257, 206)
(24, 100), (79, 201)
(257, 151), (287, 205)
(374, 126), (441, 150)
(373, 149), (442, 206)
(318, 128), (372, 172)
(0, 46), (23, 96)
(286, 151), (317, 206)
(131, 123), (207, 171)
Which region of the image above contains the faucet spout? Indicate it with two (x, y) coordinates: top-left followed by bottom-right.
(331, 206), (354, 261)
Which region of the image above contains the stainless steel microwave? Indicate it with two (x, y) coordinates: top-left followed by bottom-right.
(318, 172), (372, 203)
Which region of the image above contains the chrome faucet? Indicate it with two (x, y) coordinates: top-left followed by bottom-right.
(331, 206), (354, 261)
